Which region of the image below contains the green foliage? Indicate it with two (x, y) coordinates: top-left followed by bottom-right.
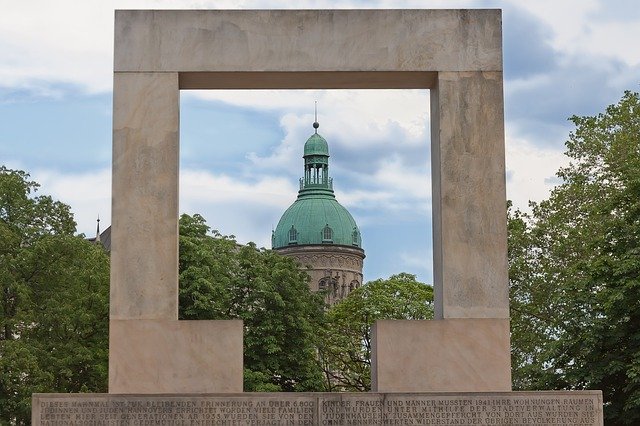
(509, 92), (640, 425)
(318, 273), (433, 391)
(0, 167), (110, 425)
(178, 213), (326, 392)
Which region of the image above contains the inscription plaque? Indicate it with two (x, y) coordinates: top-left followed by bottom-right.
(33, 391), (603, 425)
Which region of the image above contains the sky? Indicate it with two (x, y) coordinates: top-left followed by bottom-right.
(1, 0), (639, 283)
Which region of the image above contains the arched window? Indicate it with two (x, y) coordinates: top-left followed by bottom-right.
(318, 277), (336, 292)
(322, 224), (333, 243)
(319, 276), (341, 301)
(352, 228), (360, 246)
(288, 225), (298, 244)
(318, 278), (327, 291)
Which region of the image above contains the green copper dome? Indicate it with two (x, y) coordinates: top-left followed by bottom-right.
(272, 123), (362, 250)
(273, 197), (361, 248)
(304, 133), (329, 156)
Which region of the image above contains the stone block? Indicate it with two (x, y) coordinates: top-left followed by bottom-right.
(109, 319), (243, 393)
(431, 71), (508, 319)
(371, 319), (511, 392)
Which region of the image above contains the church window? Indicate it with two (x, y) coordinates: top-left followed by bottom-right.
(352, 228), (360, 246)
(288, 225), (298, 244)
(322, 224), (333, 242)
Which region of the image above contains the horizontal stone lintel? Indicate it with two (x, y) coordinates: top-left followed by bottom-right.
(115, 9), (503, 73)
(33, 391), (603, 426)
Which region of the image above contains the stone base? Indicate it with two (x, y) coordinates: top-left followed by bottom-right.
(109, 319), (243, 393)
(371, 318), (511, 392)
(32, 391), (603, 425)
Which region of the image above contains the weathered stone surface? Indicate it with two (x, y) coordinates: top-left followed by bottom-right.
(115, 10), (502, 73)
(32, 391), (603, 425)
(276, 245), (365, 305)
(372, 319), (511, 392)
(111, 72), (180, 321)
(431, 71), (508, 320)
(109, 319), (243, 394)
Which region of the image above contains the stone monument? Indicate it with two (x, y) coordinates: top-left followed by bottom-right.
(33, 9), (603, 425)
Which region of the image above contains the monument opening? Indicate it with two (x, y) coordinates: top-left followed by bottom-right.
(178, 89), (433, 290)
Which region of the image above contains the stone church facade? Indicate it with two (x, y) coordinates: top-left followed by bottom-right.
(272, 120), (365, 305)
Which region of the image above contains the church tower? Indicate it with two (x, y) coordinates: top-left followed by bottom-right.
(272, 118), (365, 305)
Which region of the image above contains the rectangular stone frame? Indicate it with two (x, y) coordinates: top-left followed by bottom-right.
(111, 9), (509, 393)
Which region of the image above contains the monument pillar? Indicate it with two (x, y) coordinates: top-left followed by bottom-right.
(111, 72), (180, 321)
(431, 71), (509, 321)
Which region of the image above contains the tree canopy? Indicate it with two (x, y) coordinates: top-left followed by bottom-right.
(509, 91), (640, 425)
(0, 167), (110, 425)
(318, 273), (433, 391)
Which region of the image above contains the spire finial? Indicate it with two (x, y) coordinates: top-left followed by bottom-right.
(96, 215), (101, 243)
(313, 100), (319, 134)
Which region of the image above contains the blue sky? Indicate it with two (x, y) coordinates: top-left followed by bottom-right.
(1, 0), (640, 283)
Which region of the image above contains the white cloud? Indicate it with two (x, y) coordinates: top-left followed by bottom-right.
(181, 169), (295, 205)
(198, 89), (432, 219)
(335, 155), (431, 217)
(188, 89), (429, 152)
(578, 21), (640, 65)
(509, 0), (640, 66)
(180, 168), (298, 247)
(505, 133), (569, 212)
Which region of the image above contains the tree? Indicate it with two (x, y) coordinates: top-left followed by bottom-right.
(318, 273), (433, 391)
(178, 213), (326, 392)
(0, 167), (110, 425)
(508, 202), (561, 390)
(508, 92), (640, 425)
